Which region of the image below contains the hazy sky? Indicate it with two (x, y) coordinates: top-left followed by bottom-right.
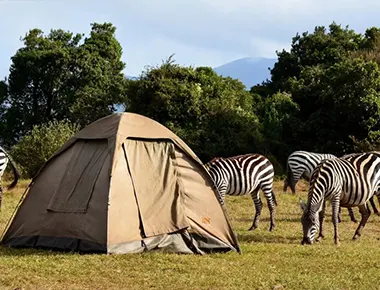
(1, 0), (379, 78)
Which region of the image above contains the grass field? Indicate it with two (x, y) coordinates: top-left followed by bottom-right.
(0, 179), (380, 290)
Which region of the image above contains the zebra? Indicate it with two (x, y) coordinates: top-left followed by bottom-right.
(283, 150), (336, 194)
(0, 145), (20, 209)
(204, 154), (277, 232)
(284, 150), (380, 222)
(300, 152), (380, 246)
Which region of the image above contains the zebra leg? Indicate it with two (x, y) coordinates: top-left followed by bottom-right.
(332, 196), (341, 246)
(316, 201), (326, 241)
(283, 179), (288, 192)
(353, 204), (371, 240)
(261, 181), (277, 231)
(271, 190), (278, 207)
(338, 206), (342, 223)
(248, 188), (262, 231)
(369, 196), (380, 216)
(0, 184), (2, 210)
(347, 207), (358, 223)
(267, 190), (276, 232)
(290, 173), (302, 195)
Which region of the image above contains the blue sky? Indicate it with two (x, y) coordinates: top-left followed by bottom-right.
(1, 0), (380, 78)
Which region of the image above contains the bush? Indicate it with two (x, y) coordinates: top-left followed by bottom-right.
(11, 120), (80, 178)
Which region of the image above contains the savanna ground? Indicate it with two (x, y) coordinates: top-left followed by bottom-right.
(0, 179), (380, 290)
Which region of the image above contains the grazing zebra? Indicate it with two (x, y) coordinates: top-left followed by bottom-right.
(204, 154), (277, 232)
(0, 146), (20, 209)
(284, 150), (380, 222)
(300, 152), (380, 246)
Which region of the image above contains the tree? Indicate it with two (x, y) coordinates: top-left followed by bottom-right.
(11, 120), (80, 178)
(269, 22), (362, 93)
(289, 58), (380, 154)
(255, 92), (301, 168)
(0, 22), (126, 145)
(125, 57), (263, 162)
(249, 22), (380, 161)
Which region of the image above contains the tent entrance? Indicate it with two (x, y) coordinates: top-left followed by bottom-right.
(123, 139), (190, 238)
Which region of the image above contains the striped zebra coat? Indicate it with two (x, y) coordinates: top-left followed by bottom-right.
(285, 150), (380, 222)
(0, 146), (20, 208)
(204, 154), (277, 232)
(300, 152), (380, 246)
(283, 150), (336, 194)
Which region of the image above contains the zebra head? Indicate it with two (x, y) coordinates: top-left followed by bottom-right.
(301, 208), (319, 245)
(204, 158), (228, 200)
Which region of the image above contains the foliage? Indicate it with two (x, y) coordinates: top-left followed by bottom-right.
(350, 131), (380, 152)
(0, 23), (126, 145)
(254, 92), (301, 167)
(125, 56), (263, 162)
(290, 58), (380, 154)
(3, 21), (380, 174)
(251, 22), (380, 158)
(10, 120), (79, 178)
(269, 22), (363, 93)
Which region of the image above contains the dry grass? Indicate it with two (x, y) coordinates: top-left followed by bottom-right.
(0, 179), (380, 289)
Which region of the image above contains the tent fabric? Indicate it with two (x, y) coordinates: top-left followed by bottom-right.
(47, 139), (109, 213)
(124, 139), (189, 237)
(0, 112), (240, 254)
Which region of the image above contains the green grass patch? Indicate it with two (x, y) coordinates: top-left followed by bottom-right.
(0, 179), (379, 289)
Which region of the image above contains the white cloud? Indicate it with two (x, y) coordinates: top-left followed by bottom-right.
(249, 37), (291, 57)
(200, 0), (380, 16)
(123, 35), (247, 76)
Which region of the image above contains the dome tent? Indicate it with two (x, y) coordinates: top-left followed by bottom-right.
(1, 113), (240, 254)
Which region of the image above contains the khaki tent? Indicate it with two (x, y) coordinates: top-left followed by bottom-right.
(1, 113), (240, 254)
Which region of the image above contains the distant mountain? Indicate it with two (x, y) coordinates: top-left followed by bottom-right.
(126, 75), (139, 80)
(213, 57), (277, 89)
(121, 57), (277, 108)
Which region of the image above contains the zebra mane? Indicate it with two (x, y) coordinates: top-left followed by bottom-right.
(308, 159), (331, 200)
(205, 157), (222, 166)
(209, 156), (221, 162)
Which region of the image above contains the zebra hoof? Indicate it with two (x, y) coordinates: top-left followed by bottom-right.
(248, 225), (257, 231)
(352, 234), (360, 240)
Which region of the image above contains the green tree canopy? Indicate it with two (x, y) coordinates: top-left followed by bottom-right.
(250, 22), (380, 158)
(269, 22), (363, 93)
(125, 56), (263, 162)
(0, 22), (126, 145)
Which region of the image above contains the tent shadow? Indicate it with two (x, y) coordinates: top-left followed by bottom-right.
(236, 232), (301, 244)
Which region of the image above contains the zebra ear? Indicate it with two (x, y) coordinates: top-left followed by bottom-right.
(299, 197), (307, 212)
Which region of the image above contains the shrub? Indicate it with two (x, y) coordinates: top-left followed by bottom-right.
(11, 120), (80, 178)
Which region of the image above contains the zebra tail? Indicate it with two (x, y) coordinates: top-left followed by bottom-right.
(2, 148), (20, 190)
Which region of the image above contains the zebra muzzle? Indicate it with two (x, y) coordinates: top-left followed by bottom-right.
(301, 237), (312, 245)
